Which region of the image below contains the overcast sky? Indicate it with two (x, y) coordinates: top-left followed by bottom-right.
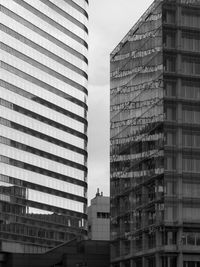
(87, 0), (153, 202)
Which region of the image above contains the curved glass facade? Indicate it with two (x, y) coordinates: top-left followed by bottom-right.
(0, 0), (88, 253)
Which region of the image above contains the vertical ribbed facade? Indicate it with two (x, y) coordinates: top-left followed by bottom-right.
(0, 0), (88, 253)
(110, 0), (200, 266)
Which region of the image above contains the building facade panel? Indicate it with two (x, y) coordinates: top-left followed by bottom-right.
(0, 0), (88, 253)
(110, 0), (200, 266)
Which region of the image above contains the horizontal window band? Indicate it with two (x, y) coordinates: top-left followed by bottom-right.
(0, 212), (80, 235)
(0, 117), (87, 156)
(0, 98), (87, 141)
(63, 0), (88, 19)
(0, 187), (85, 216)
(0, 155), (87, 188)
(0, 80), (87, 125)
(0, 136), (87, 172)
(0, 174), (86, 204)
(1, 62), (88, 110)
(1, 142), (85, 179)
(0, 43), (88, 95)
(0, 194), (87, 222)
(13, 0), (88, 49)
(0, 199), (87, 220)
(0, 209), (86, 233)
(0, 224), (78, 246)
(0, 160), (85, 196)
(1, 212), (87, 234)
(0, 25), (88, 79)
(0, 232), (62, 248)
(0, 231), (86, 249)
(39, 0), (88, 34)
(1, 7), (88, 63)
(26, 203), (85, 220)
(1, 191), (86, 216)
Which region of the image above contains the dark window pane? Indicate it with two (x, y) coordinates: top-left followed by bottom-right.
(187, 234), (195, 245)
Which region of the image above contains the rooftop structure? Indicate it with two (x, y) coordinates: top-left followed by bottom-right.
(88, 189), (110, 241)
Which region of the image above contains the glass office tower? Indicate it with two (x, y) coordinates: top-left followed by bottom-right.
(110, 0), (200, 266)
(0, 0), (88, 253)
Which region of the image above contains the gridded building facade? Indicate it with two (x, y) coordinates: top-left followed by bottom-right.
(0, 0), (88, 253)
(110, 0), (200, 266)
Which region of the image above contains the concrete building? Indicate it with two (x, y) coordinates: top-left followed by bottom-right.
(0, 0), (88, 253)
(88, 189), (110, 241)
(110, 0), (200, 266)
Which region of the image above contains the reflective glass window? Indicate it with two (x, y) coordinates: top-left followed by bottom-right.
(163, 31), (176, 48)
(0, 14), (87, 71)
(166, 106), (176, 121)
(181, 81), (200, 99)
(0, 87), (85, 133)
(24, 0), (87, 39)
(1, 51), (86, 102)
(183, 108), (200, 124)
(165, 156), (176, 170)
(182, 32), (200, 52)
(0, 125), (84, 165)
(182, 157), (200, 173)
(166, 181), (177, 196)
(1, 32), (87, 86)
(183, 132), (200, 148)
(164, 80), (176, 97)
(28, 189), (84, 213)
(72, 0), (88, 11)
(49, 0), (88, 26)
(183, 183), (200, 198)
(0, 144), (85, 180)
(1, 70), (86, 118)
(166, 131), (176, 146)
(0, 166), (85, 196)
(188, 234), (195, 245)
(163, 9), (176, 24)
(1, 107), (85, 149)
(182, 9), (200, 28)
(182, 57), (200, 75)
(164, 56), (176, 72)
(1, 1), (87, 55)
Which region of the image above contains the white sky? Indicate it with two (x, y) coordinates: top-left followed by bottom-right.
(87, 0), (153, 202)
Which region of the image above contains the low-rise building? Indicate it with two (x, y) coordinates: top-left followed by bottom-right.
(88, 189), (110, 241)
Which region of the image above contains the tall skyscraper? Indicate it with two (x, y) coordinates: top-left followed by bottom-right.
(110, 0), (200, 266)
(0, 0), (88, 253)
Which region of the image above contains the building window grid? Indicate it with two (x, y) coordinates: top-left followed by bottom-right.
(110, 1), (200, 266)
(182, 132), (200, 148)
(181, 81), (200, 99)
(163, 31), (176, 49)
(164, 55), (176, 73)
(163, 9), (176, 24)
(182, 32), (200, 52)
(182, 108), (200, 124)
(164, 81), (176, 97)
(96, 212), (110, 219)
(182, 57), (200, 75)
(182, 9), (200, 28)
